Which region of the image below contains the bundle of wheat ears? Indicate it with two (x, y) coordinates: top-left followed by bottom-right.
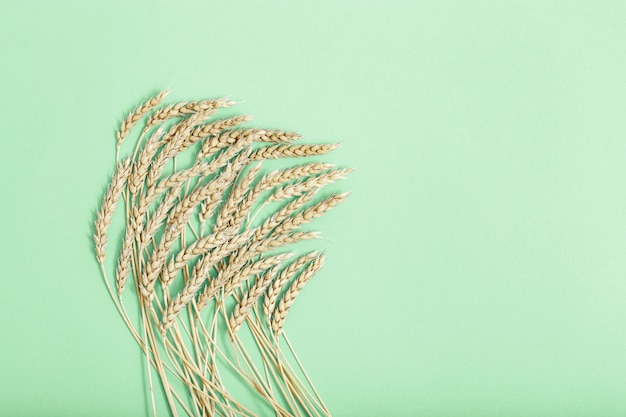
(93, 90), (351, 417)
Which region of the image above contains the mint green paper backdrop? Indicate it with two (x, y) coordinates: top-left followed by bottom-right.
(1, 1), (626, 415)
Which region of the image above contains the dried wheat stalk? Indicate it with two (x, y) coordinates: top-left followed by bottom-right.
(94, 91), (350, 417)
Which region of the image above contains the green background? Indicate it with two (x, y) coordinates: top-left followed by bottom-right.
(2, 0), (626, 415)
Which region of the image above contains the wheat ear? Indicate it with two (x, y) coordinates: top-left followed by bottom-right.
(94, 156), (132, 263)
(138, 183), (184, 251)
(185, 115), (253, 147)
(263, 252), (319, 321)
(229, 163), (335, 229)
(257, 192), (318, 237)
(197, 145), (257, 225)
(229, 267), (279, 333)
(223, 252), (293, 296)
(130, 114), (216, 239)
(141, 158), (247, 300)
(250, 143), (338, 160)
(195, 232), (317, 312)
(197, 128), (261, 161)
(96, 90), (352, 417)
(271, 254), (326, 335)
(269, 168), (353, 202)
(213, 162), (263, 233)
(144, 98), (235, 132)
(128, 127), (166, 196)
(271, 193), (349, 237)
(143, 112), (210, 191)
(256, 130), (301, 143)
(162, 228), (237, 285)
(117, 90), (168, 153)
(115, 228), (135, 297)
(160, 234), (254, 332)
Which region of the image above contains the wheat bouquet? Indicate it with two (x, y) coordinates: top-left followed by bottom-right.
(93, 91), (351, 416)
